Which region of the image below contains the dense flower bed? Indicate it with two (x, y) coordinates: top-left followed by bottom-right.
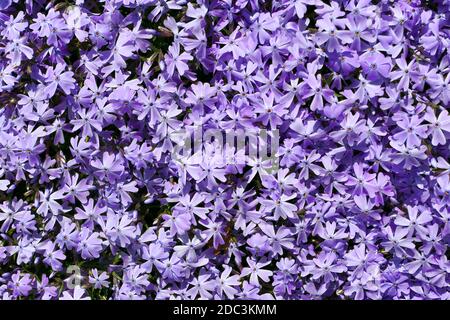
(0, 0), (449, 300)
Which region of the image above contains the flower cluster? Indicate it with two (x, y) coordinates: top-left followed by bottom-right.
(1, 0), (450, 300)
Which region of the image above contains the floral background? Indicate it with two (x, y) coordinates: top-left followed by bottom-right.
(0, 0), (449, 300)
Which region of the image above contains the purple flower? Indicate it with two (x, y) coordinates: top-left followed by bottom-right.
(43, 63), (76, 96)
(217, 266), (241, 299)
(89, 269), (110, 289)
(164, 43), (193, 77)
(424, 109), (450, 146)
(38, 241), (66, 271)
(1, 0), (449, 301)
(60, 286), (91, 300)
(77, 229), (103, 260)
(241, 258), (273, 286)
(8, 272), (33, 298)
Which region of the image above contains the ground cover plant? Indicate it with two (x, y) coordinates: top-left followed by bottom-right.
(0, 0), (449, 300)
